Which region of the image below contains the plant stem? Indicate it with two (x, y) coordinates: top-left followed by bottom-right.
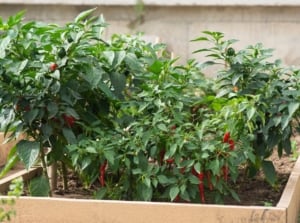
(49, 162), (58, 191)
(61, 161), (68, 191)
(40, 145), (52, 197)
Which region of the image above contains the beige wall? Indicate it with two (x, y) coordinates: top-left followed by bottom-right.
(0, 4), (300, 76)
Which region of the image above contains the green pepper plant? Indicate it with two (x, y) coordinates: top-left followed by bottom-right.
(192, 31), (300, 186)
(0, 9), (150, 194)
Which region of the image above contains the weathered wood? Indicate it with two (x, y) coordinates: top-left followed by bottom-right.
(277, 157), (300, 223)
(0, 167), (43, 193)
(0, 149), (299, 222)
(6, 197), (286, 223)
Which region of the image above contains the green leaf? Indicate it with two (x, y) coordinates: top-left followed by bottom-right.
(262, 160), (277, 186)
(132, 168), (142, 175)
(103, 51), (114, 66)
(110, 72), (126, 99)
(167, 144), (177, 158)
(157, 175), (169, 185)
(16, 140), (40, 170)
(188, 175), (199, 184)
(83, 66), (104, 89)
(41, 124), (53, 141)
(23, 109), (39, 125)
(74, 8), (96, 23)
(229, 189), (240, 202)
(0, 36), (11, 59)
(208, 159), (220, 175)
(216, 88), (231, 98)
(98, 81), (115, 99)
(86, 146), (97, 154)
(103, 149), (115, 165)
(143, 177), (151, 188)
(169, 186), (180, 201)
(0, 153), (19, 178)
(191, 36), (209, 42)
(29, 175), (50, 197)
(247, 107), (256, 121)
(47, 102), (58, 118)
(81, 157), (92, 170)
(157, 123), (168, 132)
(64, 107), (80, 119)
(94, 187), (107, 200)
(194, 162), (201, 173)
(148, 60), (163, 74)
(113, 51), (126, 67)
(288, 102), (299, 118)
(62, 128), (77, 144)
(125, 53), (143, 73)
(281, 115), (290, 130)
(141, 184), (152, 201)
(104, 50), (126, 68)
(15, 59), (28, 74)
(282, 138), (292, 155)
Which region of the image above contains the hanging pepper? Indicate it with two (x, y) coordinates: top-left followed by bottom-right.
(223, 132), (230, 143)
(223, 132), (235, 151)
(198, 172), (205, 203)
(228, 139), (235, 150)
(166, 158), (175, 164)
(99, 160), (108, 187)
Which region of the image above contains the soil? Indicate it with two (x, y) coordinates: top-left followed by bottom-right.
(51, 141), (299, 206)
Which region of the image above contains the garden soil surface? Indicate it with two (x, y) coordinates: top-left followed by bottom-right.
(51, 136), (300, 206)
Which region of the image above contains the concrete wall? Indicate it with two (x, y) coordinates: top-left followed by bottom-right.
(0, 1), (300, 76)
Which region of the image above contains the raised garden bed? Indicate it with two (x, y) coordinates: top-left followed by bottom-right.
(0, 156), (298, 223)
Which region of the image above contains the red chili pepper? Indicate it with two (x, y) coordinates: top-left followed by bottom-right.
(166, 158), (174, 164)
(99, 160), (107, 187)
(50, 63), (58, 72)
(206, 171), (213, 191)
(170, 125), (176, 130)
(223, 132), (230, 143)
(222, 165), (229, 182)
(63, 114), (76, 127)
(228, 139), (235, 150)
(198, 172), (205, 203)
(174, 195), (181, 202)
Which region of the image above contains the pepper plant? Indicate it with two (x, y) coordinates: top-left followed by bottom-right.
(192, 31), (300, 185)
(0, 9), (156, 193)
(67, 51), (253, 203)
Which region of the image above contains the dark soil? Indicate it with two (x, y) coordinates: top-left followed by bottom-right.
(223, 151), (295, 206)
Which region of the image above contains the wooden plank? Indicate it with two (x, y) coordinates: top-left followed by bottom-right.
(2, 197), (285, 223)
(286, 173), (300, 223)
(277, 154), (300, 223)
(0, 167), (43, 193)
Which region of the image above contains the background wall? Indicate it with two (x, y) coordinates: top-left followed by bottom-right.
(1, 1), (300, 76)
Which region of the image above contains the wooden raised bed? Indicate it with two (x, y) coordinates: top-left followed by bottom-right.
(0, 157), (299, 223)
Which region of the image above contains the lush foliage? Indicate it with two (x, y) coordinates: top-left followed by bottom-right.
(193, 31), (300, 185)
(0, 11), (299, 204)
